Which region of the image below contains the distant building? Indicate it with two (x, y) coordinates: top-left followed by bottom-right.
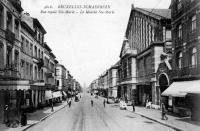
(56, 64), (66, 90)
(108, 62), (119, 98)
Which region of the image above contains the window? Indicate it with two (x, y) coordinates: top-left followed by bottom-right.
(128, 58), (132, 77)
(0, 5), (3, 28)
(21, 36), (25, 51)
(178, 24), (182, 39)
(191, 15), (196, 31)
(177, 0), (182, 10)
(191, 47), (197, 66)
(30, 43), (33, 56)
(177, 52), (183, 69)
(26, 40), (29, 54)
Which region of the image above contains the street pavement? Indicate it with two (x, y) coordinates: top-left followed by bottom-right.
(25, 92), (174, 131)
(0, 101), (69, 131)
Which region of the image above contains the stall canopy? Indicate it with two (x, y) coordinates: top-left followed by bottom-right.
(45, 90), (53, 100)
(162, 80), (200, 97)
(53, 91), (62, 98)
(182, 80), (200, 94)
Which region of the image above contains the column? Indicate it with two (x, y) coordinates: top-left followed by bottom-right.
(3, 6), (6, 30)
(12, 17), (14, 32)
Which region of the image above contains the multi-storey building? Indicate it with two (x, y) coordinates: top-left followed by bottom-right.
(20, 13), (47, 110)
(118, 5), (171, 107)
(162, 0), (200, 120)
(108, 63), (119, 98)
(0, 0), (23, 123)
(55, 64), (66, 90)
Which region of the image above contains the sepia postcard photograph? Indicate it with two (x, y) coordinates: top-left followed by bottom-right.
(0, 0), (200, 131)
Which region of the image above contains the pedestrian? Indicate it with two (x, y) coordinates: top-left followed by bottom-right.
(132, 100), (135, 112)
(68, 99), (72, 108)
(91, 100), (93, 107)
(161, 103), (168, 120)
(4, 105), (9, 124)
(21, 112), (27, 126)
(103, 99), (106, 107)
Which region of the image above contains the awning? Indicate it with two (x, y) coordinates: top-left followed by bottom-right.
(53, 91), (62, 98)
(161, 81), (188, 97)
(162, 80), (200, 97)
(182, 80), (200, 94)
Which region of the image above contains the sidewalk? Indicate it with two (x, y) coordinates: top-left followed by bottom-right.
(0, 101), (68, 131)
(97, 96), (200, 131)
(126, 105), (200, 131)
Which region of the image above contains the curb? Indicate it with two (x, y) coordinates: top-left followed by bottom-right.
(126, 108), (183, 131)
(22, 102), (68, 131)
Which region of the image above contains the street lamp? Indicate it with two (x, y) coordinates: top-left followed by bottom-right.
(51, 91), (54, 112)
(107, 88), (109, 103)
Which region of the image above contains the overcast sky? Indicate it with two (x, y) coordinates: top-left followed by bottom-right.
(21, 0), (171, 87)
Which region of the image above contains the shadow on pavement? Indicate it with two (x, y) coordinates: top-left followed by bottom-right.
(126, 115), (136, 119)
(176, 117), (200, 126)
(143, 121), (154, 124)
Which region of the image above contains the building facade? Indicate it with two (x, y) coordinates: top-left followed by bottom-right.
(0, 0), (24, 123)
(56, 64), (66, 90)
(162, 0), (200, 120)
(118, 5), (172, 107)
(108, 63), (119, 98)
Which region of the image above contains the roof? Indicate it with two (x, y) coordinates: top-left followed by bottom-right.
(33, 18), (47, 34)
(135, 8), (171, 19)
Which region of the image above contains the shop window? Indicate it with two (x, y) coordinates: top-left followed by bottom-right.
(9, 90), (17, 110)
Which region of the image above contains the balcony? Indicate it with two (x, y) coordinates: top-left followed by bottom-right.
(0, 64), (20, 79)
(188, 30), (198, 42)
(171, 65), (200, 79)
(5, 29), (15, 44)
(8, 0), (23, 12)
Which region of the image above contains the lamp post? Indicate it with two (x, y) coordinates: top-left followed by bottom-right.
(51, 91), (54, 112)
(107, 88), (109, 103)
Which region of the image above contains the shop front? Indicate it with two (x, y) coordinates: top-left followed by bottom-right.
(0, 80), (30, 123)
(162, 80), (200, 119)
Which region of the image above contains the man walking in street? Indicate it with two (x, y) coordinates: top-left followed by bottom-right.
(91, 100), (93, 107)
(132, 100), (135, 112)
(161, 103), (168, 120)
(68, 99), (72, 108)
(103, 99), (106, 108)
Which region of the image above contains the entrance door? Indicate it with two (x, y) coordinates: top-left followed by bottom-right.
(0, 90), (5, 123)
(159, 74), (169, 108)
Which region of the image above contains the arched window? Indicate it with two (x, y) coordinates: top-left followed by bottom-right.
(177, 52), (182, 69)
(191, 47), (197, 66)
